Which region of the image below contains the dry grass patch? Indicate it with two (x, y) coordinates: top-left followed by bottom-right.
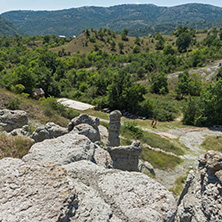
(201, 135), (222, 152)
(0, 133), (34, 159)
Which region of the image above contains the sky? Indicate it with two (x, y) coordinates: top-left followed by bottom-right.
(1, 0), (222, 14)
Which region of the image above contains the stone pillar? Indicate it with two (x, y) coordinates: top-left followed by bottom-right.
(107, 110), (122, 147)
(107, 141), (142, 171)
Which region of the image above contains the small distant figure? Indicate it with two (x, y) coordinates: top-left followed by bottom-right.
(153, 120), (157, 128)
(151, 118), (154, 127)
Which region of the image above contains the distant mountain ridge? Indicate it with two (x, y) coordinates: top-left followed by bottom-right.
(1, 3), (222, 36)
(0, 16), (22, 36)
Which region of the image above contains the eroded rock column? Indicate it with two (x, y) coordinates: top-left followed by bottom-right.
(107, 110), (122, 147)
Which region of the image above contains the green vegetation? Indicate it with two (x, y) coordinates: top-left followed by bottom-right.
(120, 121), (185, 155)
(2, 4), (222, 36)
(201, 135), (222, 152)
(140, 147), (183, 170)
(169, 173), (188, 195)
(0, 16), (22, 36)
(183, 80), (222, 126)
(1, 25), (222, 126)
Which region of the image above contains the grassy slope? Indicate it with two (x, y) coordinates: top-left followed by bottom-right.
(50, 31), (207, 56)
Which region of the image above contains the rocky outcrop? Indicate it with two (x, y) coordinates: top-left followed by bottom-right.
(65, 160), (176, 222)
(0, 109), (28, 132)
(107, 110), (122, 147)
(0, 157), (176, 222)
(10, 125), (29, 136)
(72, 123), (100, 143)
(138, 159), (155, 175)
(68, 114), (100, 142)
(107, 141), (142, 171)
(174, 151), (222, 222)
(23, 133), (95, 165)
(30, 122), (68, 142)
(94, 146), (113, 168)
(0, 158), (78, 222)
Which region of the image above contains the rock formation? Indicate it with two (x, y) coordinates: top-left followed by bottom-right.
(23, 133), (95, 165)
(174, 151), (222, 222)
(30, 122), (68, 142)
(0, 158), (176, 222)
(107, 110), (122, 147)
(0, 110), (180, 221)
(68, 114), (100, 142)
(107, 141), (142, 171)
(10, 125), (29, 137)
(138, 159), (155, 175)
(0, 109), (28, 132)
(0, 158), (78, 222)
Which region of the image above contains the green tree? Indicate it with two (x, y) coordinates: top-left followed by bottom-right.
(155, 39), (165, 50)
(107, 71), (146, 112)
(134, 37), (141, 45)
(176, 32), (192, 52)
(110, 40), (116, 51)
(150, 72), (168, 94)
(176, 71), (192, 98)
(133, 45), (141, 53)
(118, 42), (124, 54)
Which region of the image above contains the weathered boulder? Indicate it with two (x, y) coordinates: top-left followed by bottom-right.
(23, 133), (95, 165)
(0, 109), (28, 132)
(10, 125), (29, 136)
(138, 159), (155, 175)
(1, 129), (177, 222)
(72, 123), (100, 142)
(174, 151), (222, 222)
(107, 141), (142, 171)
(94, 146), (113, 168)
(98, 124), (108, 144)
(64, 160), (176, 222)
(30, 122), (68, 142)
(0, 158), (78, 222)
(107, 110), (122, 147)
(68, 114), (101, 142)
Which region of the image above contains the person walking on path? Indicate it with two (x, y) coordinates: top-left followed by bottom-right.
(151, 118), (154, 127)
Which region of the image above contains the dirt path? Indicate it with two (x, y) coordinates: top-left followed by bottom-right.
(147, 126), (222, 189)
(168, 59), (222, 81)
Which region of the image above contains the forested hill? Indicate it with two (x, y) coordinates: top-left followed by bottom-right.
(0, 16), (22, 36)
(2, 3), (222, 37)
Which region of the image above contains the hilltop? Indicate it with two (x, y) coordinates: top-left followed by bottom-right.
(0, 16), (22, 36)
(2, 3), (222, 36)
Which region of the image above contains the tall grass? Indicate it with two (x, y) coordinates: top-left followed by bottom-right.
(0, 133), (33, 159)
(140, 147), (183, 170)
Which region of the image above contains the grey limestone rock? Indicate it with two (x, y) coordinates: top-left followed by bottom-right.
(138, 159), (155, 175)
(107, 141), (142, 171)
(0, 158), (78, 222)
(23, 133), (95, 165)
(107, 110), (122, 147)
(0, 109), (28, 132)
(30, 122), (68, 142)
(10, 125), (29, 136)
(68, 114), (101, 142)
(64, 160), (176, 222)
(1, 137), (177, 222)
(94, 146), (113, 168)
(174, 151), (222, 222)
(72, 123), (100, 142)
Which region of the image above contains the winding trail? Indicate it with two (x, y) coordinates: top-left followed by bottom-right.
(141, 125), (222, 190)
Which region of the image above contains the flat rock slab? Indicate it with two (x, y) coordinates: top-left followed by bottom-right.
(0, 158), (78, 222)
(23, 133), (95, 165)
(65, 160), (177, 222)
(57, 98), (94, 111)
